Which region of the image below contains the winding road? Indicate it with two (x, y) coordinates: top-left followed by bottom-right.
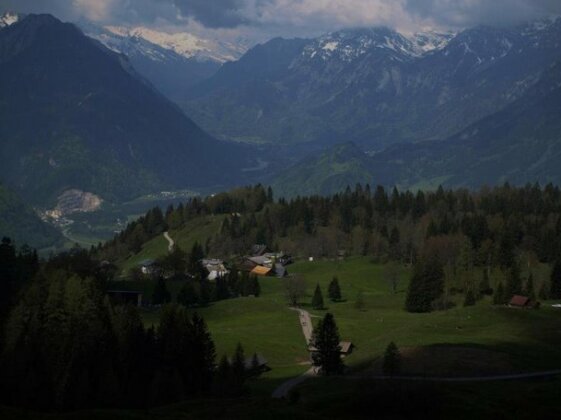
(272, 307), (318, 399)
(163, 231), (174, 252)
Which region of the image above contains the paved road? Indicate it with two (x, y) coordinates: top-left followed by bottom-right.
(272, 307), (317, 399)
(163, 231), (174, 252)
(272, 367), (316, 399)
(362, 369), (561, 383)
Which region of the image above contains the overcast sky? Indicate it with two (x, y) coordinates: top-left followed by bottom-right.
(2, 0), (561, 42)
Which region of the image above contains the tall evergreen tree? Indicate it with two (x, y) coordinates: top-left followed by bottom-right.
(382, 342), (401, 376)
(493, 282), (506, 305)
(505, 262), (522, 299)
(152, 277), (171, 305)
(463, 289), (476, 307)
(312, 283), (325, 310)
(525, 272), (536, 300)
(177, 282), (198, 307)
(550, 260), (561, 299)
(405, 256), (444, 313)
(310, 313), (343, 375)
(328, 276), (342, 302)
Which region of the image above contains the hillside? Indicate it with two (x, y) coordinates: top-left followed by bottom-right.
(0, 183), (62, 249)
(369, 60), (561, 189)
(0, 14), (256, 207)
(183, 20), (561, 149)
(271, 142), (376, 198)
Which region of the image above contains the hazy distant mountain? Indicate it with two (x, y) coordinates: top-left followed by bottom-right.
(0, 14), (253, 207)
(76, 20), (222, 102)
(183, 19), (561, 149)
(273, 58), (561, 196)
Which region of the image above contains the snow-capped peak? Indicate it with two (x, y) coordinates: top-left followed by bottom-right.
(302, 27), (455, 63)
(104, 25), (247, 63)
(0, 12), (21, 28)
(408, 30), (456, 53)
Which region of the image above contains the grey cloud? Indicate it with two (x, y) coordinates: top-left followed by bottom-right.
(170, 0), (249, 28)
(405, 0), (561, 28)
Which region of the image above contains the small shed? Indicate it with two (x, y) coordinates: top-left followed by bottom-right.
(509, 295), (540, 309)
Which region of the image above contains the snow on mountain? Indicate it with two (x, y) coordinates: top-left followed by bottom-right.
(302, 27), (455, 63)
(302, 28), (416, 62)
(0, 12), (21, 28)
(104, 25), (248, 63)
(409, 30), (456, 53)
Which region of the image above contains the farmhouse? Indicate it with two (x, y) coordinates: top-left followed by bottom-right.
(509, 295), (540, 309)
(251, 244), (269, 256)
(139, 259), (157, 275)
(202, 258), (229, 281)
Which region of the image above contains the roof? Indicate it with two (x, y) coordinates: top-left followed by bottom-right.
(509, 295), (530, 307)
(339, 341), (354, 354)
(251, 266), (272, 276)
(248, 256), (272, 266)
(139, 259), (156, 267)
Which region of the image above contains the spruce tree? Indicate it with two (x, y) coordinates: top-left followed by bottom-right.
(463, 289), (476, 307)
(231, 343), (246, 393)
(152, 277), (171, 305)
(310, 313), (343, 375)
(328, 276), (342, 302)
(382, 342), (401, 376)
(479, 269), (492, 296)
(493, 282), (506, 305)
(312, 283), (325, 310)
(405, 256), (444, 313)
(354, 290), (366, 311)
(539, 282), (549, 300)
(177, 282), (198, 307)
(550, 260), (561, 299)
(525, 272), (536, 300)
(505, 262), (522, 299)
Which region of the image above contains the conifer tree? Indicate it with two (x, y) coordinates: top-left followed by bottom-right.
(550, 260), (561, 299)
(493, 282), (506, 305)
(479, 268), (492, 295)
(539, 282), (549, 300)
(463, 289), (476, 307)
(354, 290), (366, 311)
(505, 262), (522, 299)
(177, 282), (198, 307)
(310, 313), (343, 375)
(152, 277), (171, 305)
(525, 272), (536, 300)
(382, 342), (401, 376)
(312, 283), (325, 310)
(405, 256), (444, 313)
(328, 276), (342, 302)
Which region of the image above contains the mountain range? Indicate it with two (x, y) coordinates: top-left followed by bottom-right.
(273, 58), (561, 195)
(182, 19), (561, 151)
(0, 14), (256, 208)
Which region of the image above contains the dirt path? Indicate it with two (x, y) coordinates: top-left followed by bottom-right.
(163, 231), (174, 252)
(272, 307), (317, 399)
